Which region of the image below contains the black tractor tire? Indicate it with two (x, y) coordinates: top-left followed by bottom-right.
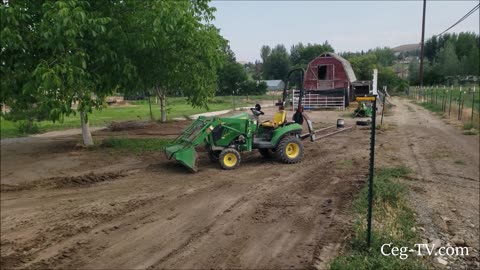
(259, 148), (272, 158)
(219, 148), (241, 170)
(356, 120), (371, 126)
(275, 136), (304, 164)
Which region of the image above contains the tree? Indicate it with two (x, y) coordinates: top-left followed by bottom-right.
(1, 0), (225, 144)
(289, 42), (334, 69)
(437, 40), (460, 78)
(1, 0), (129, 146)
(126, 0), (223, 122)
(260, 45), (271, 63)
(262, 44), (290, 80)
(239, 81), (267, 95)
(408, 60), (420, 85)
(424, 35), (437, 62)
(217, 61), (247, 96)
(371, 47), (395, 66)
(348, 54), (378, 80)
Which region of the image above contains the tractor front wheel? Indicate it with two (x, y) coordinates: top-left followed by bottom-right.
(219, 148), (241, 170)
(275, 136), (304, 164)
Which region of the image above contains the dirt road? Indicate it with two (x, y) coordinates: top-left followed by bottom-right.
(375, 98), (479, 269)
(1, 98), (478, 269)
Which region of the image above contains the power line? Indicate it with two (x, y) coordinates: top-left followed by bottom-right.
(435, 3), (479, 37)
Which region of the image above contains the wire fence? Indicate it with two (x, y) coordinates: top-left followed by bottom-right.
(408, 85), (480, 128)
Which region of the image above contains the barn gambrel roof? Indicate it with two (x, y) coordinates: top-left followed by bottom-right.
(313, 52), (357, 82)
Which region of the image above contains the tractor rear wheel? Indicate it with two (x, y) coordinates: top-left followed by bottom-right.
(275, 136), (304, 164)
(219, 148), (241, 170)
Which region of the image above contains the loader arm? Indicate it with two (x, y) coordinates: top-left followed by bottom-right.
(165, 116), (220, 172)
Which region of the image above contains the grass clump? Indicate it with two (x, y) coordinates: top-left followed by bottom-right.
(463, 129), (479, 135)
(419, 102), (443, 115)
(337, 159), (354, 169)
(454, 159), (465, 165)
(463, 122), (474, 130)
(330, 166), (428, 270)
(101, 137), (171, 153)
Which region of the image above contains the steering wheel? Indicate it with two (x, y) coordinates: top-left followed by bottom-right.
(250, 103), (264, 116)
(250, 108), (264, 116)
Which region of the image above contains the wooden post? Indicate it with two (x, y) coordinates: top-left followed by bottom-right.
(448, 86), (453, 116)
(458, 88), (463, 120)
(471, 87), (475, 123)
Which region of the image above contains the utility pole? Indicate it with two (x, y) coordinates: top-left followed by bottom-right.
(419, 0), (427, 88)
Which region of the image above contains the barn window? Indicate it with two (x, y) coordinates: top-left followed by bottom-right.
(318, 65), (328, 80)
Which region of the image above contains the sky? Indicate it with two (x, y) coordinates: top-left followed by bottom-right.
(211, 1), (480, 62)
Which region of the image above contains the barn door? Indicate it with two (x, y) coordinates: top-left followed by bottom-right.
(317, 64), (335, 89)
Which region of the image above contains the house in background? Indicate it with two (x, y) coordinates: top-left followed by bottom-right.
(262, 80), (285, 95)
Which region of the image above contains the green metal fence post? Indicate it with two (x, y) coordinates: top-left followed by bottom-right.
(367, 95), (377, 249)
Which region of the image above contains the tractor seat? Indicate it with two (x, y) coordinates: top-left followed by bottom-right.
(261, 110), (287, 128)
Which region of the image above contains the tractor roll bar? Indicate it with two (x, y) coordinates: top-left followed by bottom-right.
(277, 68), (306, 109)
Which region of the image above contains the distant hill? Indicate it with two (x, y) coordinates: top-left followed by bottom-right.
(392, 43), (420, 53)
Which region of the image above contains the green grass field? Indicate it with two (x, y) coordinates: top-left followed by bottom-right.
(0, 96), (255, 138)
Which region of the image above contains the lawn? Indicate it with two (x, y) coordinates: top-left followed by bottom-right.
(0, 97), (251, 138)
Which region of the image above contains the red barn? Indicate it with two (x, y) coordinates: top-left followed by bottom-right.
(302, 52), (369, 107)
(304, 52), (357, 91)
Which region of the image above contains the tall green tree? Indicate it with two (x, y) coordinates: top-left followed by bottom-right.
(126, 0), (223, 122)
(1, 0), (128, 145)
(260, 45), (271, 63)
(217, 61), (247, 96)
(262, 44), (290, 80)
(437, 40), (461, 78)
(289, 41), (334, 69)
(1, 0), (225, 144)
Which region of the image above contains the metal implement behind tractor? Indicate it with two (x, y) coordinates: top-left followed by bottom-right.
(165, 68), (353, 172)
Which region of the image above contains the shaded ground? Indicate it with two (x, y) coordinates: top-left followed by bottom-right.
(1, 98), (478, 269)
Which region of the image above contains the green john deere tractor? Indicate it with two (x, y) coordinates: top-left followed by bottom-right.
(165, 68), (315, 172)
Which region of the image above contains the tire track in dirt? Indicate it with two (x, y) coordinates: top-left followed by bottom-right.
(0, 171), (133, 192)
(147, 141), (367, 269)
(12, 171), (239, 270)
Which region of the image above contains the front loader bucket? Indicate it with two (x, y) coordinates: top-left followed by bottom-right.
(165, 144), (199, 173)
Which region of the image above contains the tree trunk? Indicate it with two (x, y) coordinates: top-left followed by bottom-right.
(160, 92), (166, 122)
(80, 110), (94, 146)
(147, 95), (154, 121)
(155, 86), (167, 122)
